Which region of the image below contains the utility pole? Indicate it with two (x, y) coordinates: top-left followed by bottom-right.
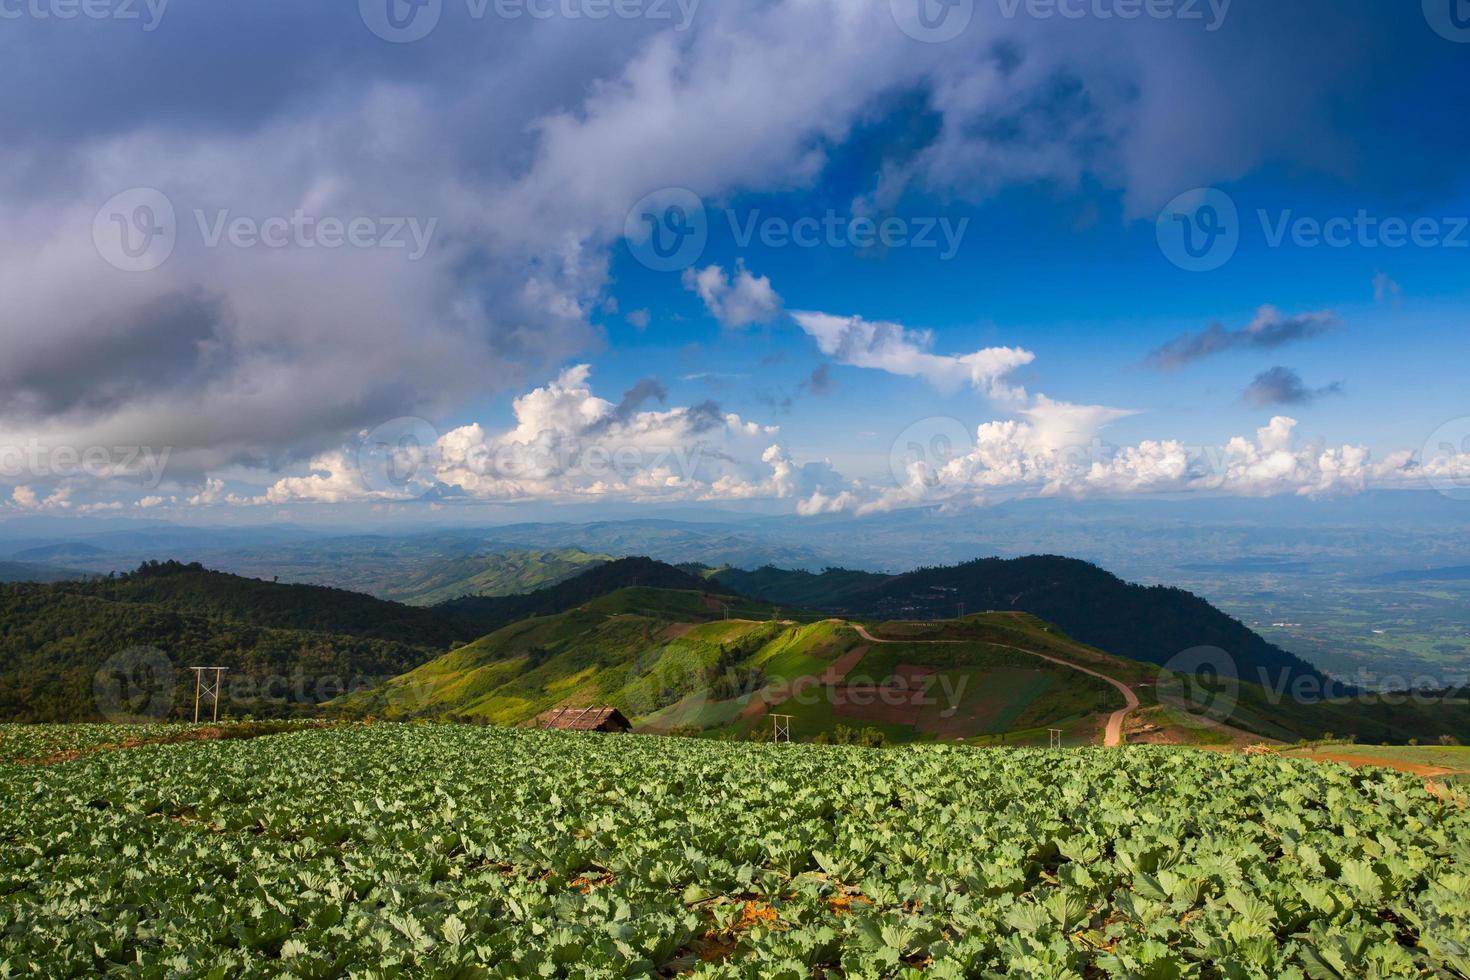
(1049, 729), (1064, 750)
(771, 714), (792, 744)
(191, 667), (228, 722)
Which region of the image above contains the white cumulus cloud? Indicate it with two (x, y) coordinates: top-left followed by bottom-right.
(253, 365), (849, 510)
(792, 311), (1035, 398)
(683, 262), (783, 328)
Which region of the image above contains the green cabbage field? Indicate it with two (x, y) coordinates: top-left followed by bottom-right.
(2, 724), (1468, 978)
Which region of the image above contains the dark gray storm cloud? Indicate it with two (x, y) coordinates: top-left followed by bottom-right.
(1242, 367), (1343, 407)
(0, 290), (227, 418)
(1147, 308), (1341, 371)
(683, 401), (726, 434)
(615, 379), (670, 420)
(586, 377), (670, 434)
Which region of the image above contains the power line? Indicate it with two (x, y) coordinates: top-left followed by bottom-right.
(190, 667), (228, 722)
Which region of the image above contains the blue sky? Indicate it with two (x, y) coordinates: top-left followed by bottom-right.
(2, 0), (1469, 521)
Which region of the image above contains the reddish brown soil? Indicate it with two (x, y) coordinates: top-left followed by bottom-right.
(819, 646), (870, 684)
(833, 691), (924, 726)
(1293, 751), (1455, 778)
(739, 645), (871, 724)
(831, 668), (934, 725)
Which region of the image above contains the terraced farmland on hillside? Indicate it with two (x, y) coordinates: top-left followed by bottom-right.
(337, 591), (1145, 745)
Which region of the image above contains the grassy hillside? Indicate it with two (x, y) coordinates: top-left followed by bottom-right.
(337, 587), (786, 725)
(379, 548), (611, 605)
(1206, 677), (1470, 746)
(0, 558), (750, 723)
(338, 596), (1152, 747)
(12, 552), (1464, 744)
(712, 555), (1328, 692)
(346, 587), (1470, 747)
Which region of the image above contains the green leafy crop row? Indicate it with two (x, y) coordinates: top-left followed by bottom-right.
(1, 725), (1467, 978)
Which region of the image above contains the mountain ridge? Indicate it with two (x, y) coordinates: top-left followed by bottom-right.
(710, 555), (1330, 691)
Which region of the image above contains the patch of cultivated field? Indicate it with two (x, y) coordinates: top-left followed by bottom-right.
(0, 721), (320, 763)
(2, 725), (1467, 977)
(1282, 744), (1470, 778)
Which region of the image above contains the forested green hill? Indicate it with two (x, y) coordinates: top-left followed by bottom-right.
(713, 555), (1328, 692)
(0, 584), (440, 721)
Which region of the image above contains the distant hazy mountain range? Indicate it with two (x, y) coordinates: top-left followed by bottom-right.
(4, 491), (1467, 583)
(0, 560), (84, 584)
(2, 491), (1467, 684)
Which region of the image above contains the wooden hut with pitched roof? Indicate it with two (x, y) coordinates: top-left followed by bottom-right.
(535, 706), (632, 733)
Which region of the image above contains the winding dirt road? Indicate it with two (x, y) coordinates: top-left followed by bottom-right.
(849, 624), (1139, 747)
